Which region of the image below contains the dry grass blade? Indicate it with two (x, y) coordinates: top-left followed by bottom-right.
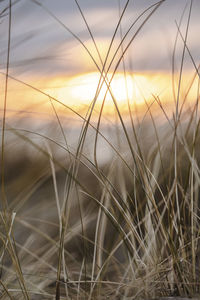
(1, 0), (200, 299)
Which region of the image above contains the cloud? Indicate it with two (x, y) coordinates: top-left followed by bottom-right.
(0, 0), (199, 77)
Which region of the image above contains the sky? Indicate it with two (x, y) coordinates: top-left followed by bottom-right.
(1, 0), (200, 77)
(0, 0), (200, 123)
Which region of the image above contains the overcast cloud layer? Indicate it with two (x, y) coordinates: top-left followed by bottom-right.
(0, 0), (200, 78)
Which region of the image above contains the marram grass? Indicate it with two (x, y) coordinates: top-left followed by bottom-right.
(0, 0), (200, 299)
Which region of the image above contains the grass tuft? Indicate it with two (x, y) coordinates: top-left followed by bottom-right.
(0, 0), (200, 299)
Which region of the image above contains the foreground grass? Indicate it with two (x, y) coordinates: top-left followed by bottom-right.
(0, 111), (200, 299)
(1, 0), (200, 299)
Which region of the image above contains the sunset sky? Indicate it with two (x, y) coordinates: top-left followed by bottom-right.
(0, 0), (199, 118)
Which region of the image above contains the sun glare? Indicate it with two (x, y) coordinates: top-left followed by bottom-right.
(44, 72), (162, 113)
(44, 71), (177, 115)
(68, 72), (133, 105)
(5, 71), (198, 119)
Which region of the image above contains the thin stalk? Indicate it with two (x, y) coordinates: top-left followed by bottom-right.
(173, 3), (193, 280)
(1, 0), (12, 213)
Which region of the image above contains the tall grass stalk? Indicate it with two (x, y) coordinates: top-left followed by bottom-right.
(1, 0), (200, 299)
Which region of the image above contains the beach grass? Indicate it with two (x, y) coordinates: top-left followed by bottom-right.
(0, 0), (200, 299)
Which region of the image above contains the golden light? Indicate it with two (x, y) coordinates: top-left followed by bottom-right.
(3, 71), (199, 120)
(68, 72), (134, 105)
(44, 72), (175, 112)
(44, 72), (151, 112)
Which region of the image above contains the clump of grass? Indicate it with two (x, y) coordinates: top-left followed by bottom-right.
(0, 0), (200, 299)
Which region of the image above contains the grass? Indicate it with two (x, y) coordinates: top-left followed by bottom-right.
(0, 0), (200, 299)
